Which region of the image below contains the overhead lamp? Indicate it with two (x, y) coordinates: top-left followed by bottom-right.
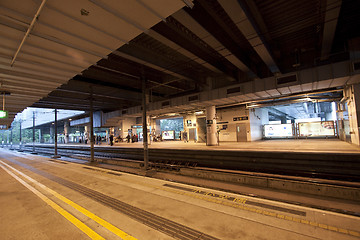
(0, 110), (8, 119)
(195, 111), (204, 115)
(246, 104), (259, 108)
(0, 91), (10, 119)
(296, 97), (312, 102)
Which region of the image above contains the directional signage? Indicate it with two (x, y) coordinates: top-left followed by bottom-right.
(0, 110), (8, 119)
(233, 116), (248, 121)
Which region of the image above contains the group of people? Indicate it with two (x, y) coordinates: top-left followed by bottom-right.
(125, 133), (138, 143)
(83, 134), (114, 146)
(152, 134), (162, 142)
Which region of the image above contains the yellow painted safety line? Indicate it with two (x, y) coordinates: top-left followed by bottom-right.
(0, 160), (137, 240)
(100, 171), (360, 238)
(0, 162), (104, 240)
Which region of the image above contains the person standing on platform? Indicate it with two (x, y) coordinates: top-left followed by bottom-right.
(109, 134), (114, 146)
(183, 131), (188, 143)
(135, 133), (138, 142)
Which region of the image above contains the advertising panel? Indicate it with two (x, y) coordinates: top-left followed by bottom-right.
(162, 130), (175, 140)
(298, 121), (335, 137)
(264, 124), (293, 137)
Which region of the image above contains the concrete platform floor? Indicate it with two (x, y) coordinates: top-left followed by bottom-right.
(130, 138), (360, 152)
(1, 149), (359, 240)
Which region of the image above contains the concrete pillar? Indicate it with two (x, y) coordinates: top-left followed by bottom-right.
(106, 129), (109, 144)
(84, 125), (89, 143)
(39, 129), (43, 143)
(347, 84), (360, 145)
(49, 125), (54, 144)
(206, 105), (217, 146)
(52, 109), (60, 158)
(64, 121), (70, 143)
(155, 119), (161, 135)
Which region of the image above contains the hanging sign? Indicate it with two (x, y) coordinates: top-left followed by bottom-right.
(0, 110), (8, 119)
(233, 116), (248, 121)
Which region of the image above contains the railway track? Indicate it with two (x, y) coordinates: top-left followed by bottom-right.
(10, 144), (360, 182)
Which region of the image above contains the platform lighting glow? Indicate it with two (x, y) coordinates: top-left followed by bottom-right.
(247, 104), (258, 108)
(0, 110), (8, 119)
(195, 111), (204, 115)
(297, 97), (312, 102)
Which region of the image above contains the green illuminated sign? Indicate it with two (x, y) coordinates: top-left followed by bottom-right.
(0, 110), (8, 119)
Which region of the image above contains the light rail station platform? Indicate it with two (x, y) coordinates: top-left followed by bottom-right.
(15, 138), (360, 153)
(6, 138), (360, 206)
(0, 149), (359, 240)
(110, 138), (360, 153)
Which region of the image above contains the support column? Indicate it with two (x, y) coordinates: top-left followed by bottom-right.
(52, 109), (60, 158)
(84, 125), (89, 144)
(280, 116), (287, 124)
(49, 125), (54, 144)
(206, 106), (217, 146)
(39, 129), (43, 143)
(90, 86), (95, 162)
(346, 84), (360, 145)
(31, 111), (37, 154)
(64, 121), (70, 143)
(142, 75), (149, 170)
(18, 121), (23, 151)
(10, 128), (13, 149)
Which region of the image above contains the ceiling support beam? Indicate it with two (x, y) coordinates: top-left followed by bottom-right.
(266, 107), (296, 120)
(135, 0), (166, 22)
(218, 0), (280, 74)
(35, 0), (127, 44)
(36, 96), (125, 107)
(146, 29), (221, 73)
(10, 0), (47, 66)
(54, 88), (142, 103)
(320, 0), (342, 60)
(113, 50), (195, 83)
(93, 63), (186, 92)
(172, 9), (249, 77)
